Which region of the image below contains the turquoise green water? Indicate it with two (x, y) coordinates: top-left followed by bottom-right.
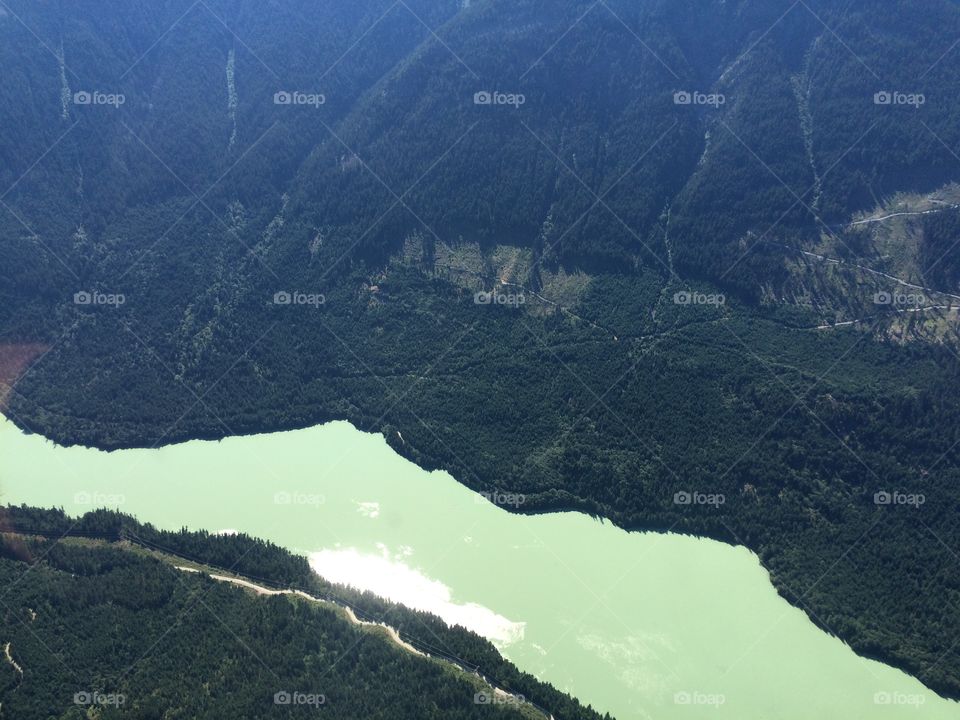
(0, 417), (955, 719)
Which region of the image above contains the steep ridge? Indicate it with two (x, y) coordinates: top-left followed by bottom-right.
(2, 0), (960, 701)
(0, 506), (608, 719)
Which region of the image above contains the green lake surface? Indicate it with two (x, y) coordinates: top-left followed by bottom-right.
(0, 417), (955, 719)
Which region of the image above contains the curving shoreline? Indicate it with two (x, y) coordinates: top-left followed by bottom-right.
(1, 416), (957, 718)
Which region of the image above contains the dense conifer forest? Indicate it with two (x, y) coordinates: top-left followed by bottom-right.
(2, 0), (960, 701)
(0, 506), (611, 720)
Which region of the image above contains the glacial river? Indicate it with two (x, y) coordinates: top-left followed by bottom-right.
(0, 418), (955, 719)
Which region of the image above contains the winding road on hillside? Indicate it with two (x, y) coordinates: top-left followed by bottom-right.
(175, 566), (551, 719)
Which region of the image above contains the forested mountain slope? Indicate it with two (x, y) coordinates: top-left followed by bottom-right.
(0, 506), (610, 720)
(2, 0), (960, 701)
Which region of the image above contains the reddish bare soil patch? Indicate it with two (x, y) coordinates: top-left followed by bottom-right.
(0, 343), (49, 407)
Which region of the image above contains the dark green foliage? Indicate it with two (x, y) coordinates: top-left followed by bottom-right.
(0, 508), (611, 720)
(3, 0), (960, 705)
(921, 208), (960, 292)
(0, 506), (611, 720)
